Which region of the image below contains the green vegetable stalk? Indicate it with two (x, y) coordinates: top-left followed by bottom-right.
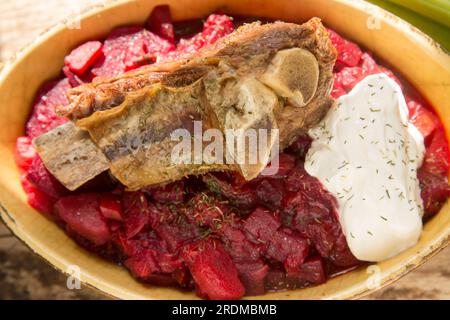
(367, 0), (450, 51)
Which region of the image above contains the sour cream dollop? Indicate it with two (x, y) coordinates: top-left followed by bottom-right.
(305, 74), (425, 262)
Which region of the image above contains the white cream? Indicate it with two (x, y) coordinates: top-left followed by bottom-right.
(305, 74), (425, 262)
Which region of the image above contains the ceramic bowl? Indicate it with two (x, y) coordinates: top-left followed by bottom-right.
(0, 0), (448, 299)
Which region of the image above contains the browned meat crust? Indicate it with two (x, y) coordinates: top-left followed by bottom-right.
(58, 18), (336, 124)
(37, 18), (336, 190)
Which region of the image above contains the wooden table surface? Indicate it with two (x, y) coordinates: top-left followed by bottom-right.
(0, 0), (448, 300)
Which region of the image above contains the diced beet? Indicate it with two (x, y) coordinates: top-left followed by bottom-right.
(64, 41), (103, 75)
(261, 153), (296, 178)
(182, 239), (245, 300)
(331, 83), (347, 99)
(153, 251), (183, 274)
(92, 27), (174, 77)
(306, 218), (340, 258)
(156, 222), (200, 253)
(146, 5), (175, 44)
(20, 174), (56, 216)
(328, 29), (362, 68)
(243, 208), (280, 243)
(264, 267), (287, 291)
(122, 191), (149, 238)
(328, 232), (360, 267)
(27, 155), (67, 198)
(113, 231), (141, 257)
(54, 193), (111, 245)
(408, 100), (439, 140)
(203, 174), (258, 210)
(281, 192), (305, 227)
(201, 14), (234, 45)
(147, 202), (176, 229)
(184, 193), (228, 228)
(286, 133), (312, 159)
(422, 129), (449, 176)
(418, 170), (450, 219)
(285, 163), (317, 192)
(63, 66), (93, 87)
(285, 183), (334, 233)
(124, 207), (148, 238)
(235, 260), (269, 296)
(134, 29), (174, 66)
(284, 164), (337, 209)
(99, 194), (123, 221)
(295, 256), (326, 285)
(122, 34), (151, 71)
(338, 66), (365, 90)
(219, 222), (262, 262)
(255, 179), (284, 209)
(360, 52), (380, 75)
(172, 267), (192, 288)
(160, 14), (233, 62)
(25, 79), (70, 138)
(146, 180), (185, 203)
(14, 136), (36, 171)
(91, 48), (125, 78)
(266, 228), (309, 273)
(264, 266), (313, 291)
(379, 66), (403, 88)
(265, 258), (325, 291)
(124, 249), (159, 279)
(163, 33), (204, 61)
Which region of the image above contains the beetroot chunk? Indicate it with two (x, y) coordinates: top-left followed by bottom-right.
(14, 136), (36, 171)
(418, 170), (450, 219)
(27, 155), (67, 198)
(92, 27), (173, 77)
(265, 257), (326, 291)
(266, 228), (309, 274)
(20, 174), (56, 216)
(219, 222), (262, 262)
(184, 193), (229, 228)
(407, 99), (439, 140)
(255, 179), (284, 209)
(243, 208), (281, 243)
(145, 180), (185, 203)
(99, 194), (123, 221)
(328, 28), (362, 69)
(203, 173), (258, 209)
(25, 79), (70, 138)
(124, 249), (159, 279)
(64, 41), (103, 75)
(421, 129), (449, 176)
(146, 5), (175, 44)
(55, 194), (111, 245)
(295, 256), (326, 285)
(201, 14), (234, 45)
(63, 66), (93, 87)
(122, 191), (149, 238)
(156, 222), (200, 253)
(162, 14), (234, 62)
(182, 239), (245, 300)
(235, 260), (269, 296)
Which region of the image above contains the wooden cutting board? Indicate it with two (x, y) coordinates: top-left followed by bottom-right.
(0, 0), (448, 300)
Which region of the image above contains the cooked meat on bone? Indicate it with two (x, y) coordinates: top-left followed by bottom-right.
(35, 18), (337, 191)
